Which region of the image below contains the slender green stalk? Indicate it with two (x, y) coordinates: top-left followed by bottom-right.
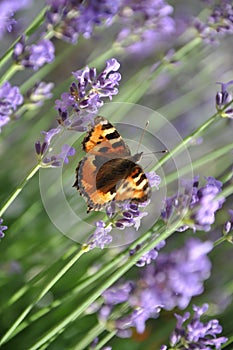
(95, 331), (116, 350)
(154, 112), (218, 171)
(2, 221), (162, 341)
(2, 245), (77, 309)
(0, 64), (22, 84)
(0, 163), (41, 217)
(73, 323), (106, 350)
(165, 142), (233, 185)
(27, 222), (180, 350)
(0, 248), (85, 346)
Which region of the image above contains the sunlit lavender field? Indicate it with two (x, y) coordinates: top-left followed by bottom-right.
(0, 1), (233, 349)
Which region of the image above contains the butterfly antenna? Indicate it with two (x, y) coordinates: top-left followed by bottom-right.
(136, 121), (149, 154)
(143, 149), (169, 156)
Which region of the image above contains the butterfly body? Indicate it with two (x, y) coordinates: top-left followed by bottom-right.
(73, 116), (151, 212)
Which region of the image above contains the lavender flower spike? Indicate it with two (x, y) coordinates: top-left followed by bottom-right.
(216, 80), (233, 118)
(161, 304), (228, 350)
(0, 82), (23, 131)
(26, 81), (54, 108)
(162, 176), (224, 232)
(13, 36), (55, 70)
(85, 221), (113, 250)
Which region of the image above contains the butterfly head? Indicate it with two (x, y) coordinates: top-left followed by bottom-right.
(131, 152), (143, 163)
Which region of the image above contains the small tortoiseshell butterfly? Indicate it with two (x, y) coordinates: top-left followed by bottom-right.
(73, 116), (151, 212)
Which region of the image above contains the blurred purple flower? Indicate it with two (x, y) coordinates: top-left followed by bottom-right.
(42, 127), (61, 144)
(13, 36), (55, 70)
(86, 220), (113, 249)
(35, 125), (75, 168)
(130, 237), (166, 267)
(161, 304), (228, 350)
(0, 0), (31, 38)
(101, 280), (162, 336)
(216, 80), (233, 118)
(0, 81), (23, 131)
(103, 281), (133, 305)
(117, 0), (176, 55)
(41, 144), (75, 167)
(55, 92), (73, 113)
(57, 144), (76, 164)
(146, 171), (161, 189)
(143, 238), (213, 310)
(99, 238), (212, 337)
(191, 177), (224, 231)
(194, 0), (233, 43)
(46, 0), (121, 44)
(26, 81), (54, 108)
(162, 176), (224, 232)
(0, 218), (8, 238)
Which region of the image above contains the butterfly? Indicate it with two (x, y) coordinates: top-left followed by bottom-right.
(73, 116), (151, 212)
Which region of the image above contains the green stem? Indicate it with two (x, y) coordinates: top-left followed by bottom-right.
(214, 236), (227, 247)
(27, 222), (180, 350)
(2, 221), (162, 342)
(73, 323), (106, 350)
(0, 248), (85, 346)
(0, 64), (22, 84)
(95, 331), (116, 350)
(165, 142), (233, 185)
(0, 163), (41, 217)
(153, 112), (218, 171)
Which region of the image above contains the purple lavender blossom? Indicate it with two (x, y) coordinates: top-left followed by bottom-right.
(99, 238), (212, 336)
(103, 281), (133, 305)
(42, 128), (61, 145)
(54, 58), (121, 130)
(35, 127), (61, 158)
(143, 238), (213, 310)
(0, 218), (8, 238)
(130, 237), (166, 267)
(194, 0), (233, 43)
(161, 304), (228, 350)
(26, 81), (54, 108)
(71, 58), (121, 112)
(101, 280), (162, 336)
(35, 126), (75, 167)
(146, 171), (161, 189)
(46, 0), (121, 44)
(0, 0), (31, 38)
(57, 144), (76, 164)
(41, 144), (75, 167)
(0, 82), (23, 131)
(216, 80), (233, 118)
(162, 176), (224, 232)
(13, 36), (55, 70)
(85, 221), (113, 250)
